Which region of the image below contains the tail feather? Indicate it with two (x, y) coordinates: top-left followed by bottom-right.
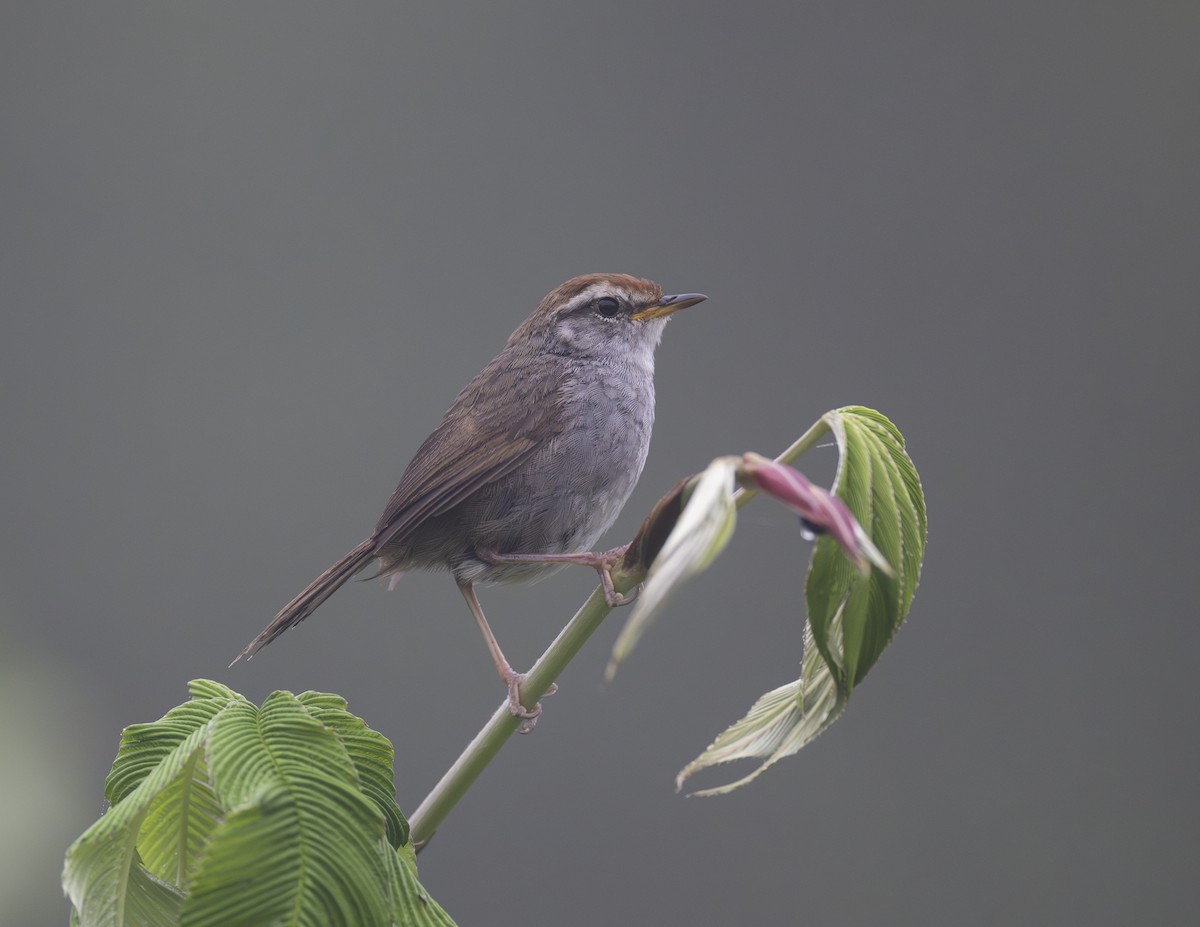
(231, 537), (377, 665)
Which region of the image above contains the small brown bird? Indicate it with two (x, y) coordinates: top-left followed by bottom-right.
(234, 273), (705, 728)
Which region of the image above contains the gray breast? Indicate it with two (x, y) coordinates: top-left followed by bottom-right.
(453, 358), (656, 586)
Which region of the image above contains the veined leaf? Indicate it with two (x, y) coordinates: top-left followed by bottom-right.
(677, 617), (847, 795)
(104, 681), (243, 805)
(607, 456), (738, 680)
(384, 838), (458, 927)
(677, 406), (926, 793)
(135, 751), (222, 891)
(72, 680), (239, 908)
(182, 692), (391, 927)
(65, 682), (457, 927)
(63, 727), (202, 926)
(297, 690), (410, 849)
(808, 406), (925, 691)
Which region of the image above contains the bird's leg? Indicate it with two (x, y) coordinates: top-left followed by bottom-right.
(458, 582), (554, 734)
(479, 545), (640, 607)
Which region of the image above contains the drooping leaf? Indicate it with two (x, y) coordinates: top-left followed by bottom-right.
(607, 456), (738, 679)
(677, 406), (926, 793)
(677, 617), (847, 795)
(808, 406), (925, 691)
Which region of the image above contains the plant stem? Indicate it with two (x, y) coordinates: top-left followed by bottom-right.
(733, 418), (830, 510)
(408, 585), (618, 845)
(408, 418), (831, 845)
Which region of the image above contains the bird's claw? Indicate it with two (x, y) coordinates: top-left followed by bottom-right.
(516, 705), (542, 734)
(505, 673), (558, 734)
(604, 582), (643, 608)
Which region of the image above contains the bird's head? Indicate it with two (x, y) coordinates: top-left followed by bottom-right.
(511, 273), (706, 365)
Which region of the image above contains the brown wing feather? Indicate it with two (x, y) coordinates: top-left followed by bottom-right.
(234, 349), (565, 663)
(372, 348), (565, 550)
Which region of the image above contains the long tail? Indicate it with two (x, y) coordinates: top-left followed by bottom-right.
(231, 537), (377, 665)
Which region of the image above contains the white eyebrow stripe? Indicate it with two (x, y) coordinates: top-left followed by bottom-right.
(562, 283), (636, 312)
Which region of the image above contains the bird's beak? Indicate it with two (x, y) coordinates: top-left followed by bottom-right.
(631, 292), (708, 322)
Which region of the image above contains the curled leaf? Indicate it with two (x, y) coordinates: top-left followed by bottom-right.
(620, 476), (693, 577)
(606, 457), (738, 680)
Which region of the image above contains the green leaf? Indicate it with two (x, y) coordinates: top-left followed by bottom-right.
(384, 842), (458, 927)
(809, 406), (926, 691)
(64, 727), (203, 926)
(104, 682), (243, 805)
(607, 456), (738, 680)
(66, 681), (457, 927)
(135, 751), (222, 891)
(296, 690), (410, 849)
(676, 406), (926, 794)
(182, 692), (391, 927)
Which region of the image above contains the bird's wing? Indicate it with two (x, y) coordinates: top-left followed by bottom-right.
(372, 352), (564, 550)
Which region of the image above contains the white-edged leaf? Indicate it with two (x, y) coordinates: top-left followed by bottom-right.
(676, 606), (848, 795)
(606, 456), (738, 679)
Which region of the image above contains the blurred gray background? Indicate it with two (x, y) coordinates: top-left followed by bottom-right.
(3, 2), (1197, 925)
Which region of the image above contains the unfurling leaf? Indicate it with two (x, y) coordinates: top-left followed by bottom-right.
(607, 456), (738, 680)
(740, 452), (892, 576)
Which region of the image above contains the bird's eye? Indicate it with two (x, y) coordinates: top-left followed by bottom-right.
(595, 297), (621, 318)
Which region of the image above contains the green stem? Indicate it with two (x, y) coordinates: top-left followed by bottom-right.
(409, 585), (618, 845)
(408, 418), (830, 845)
(733, 417), (830, 510)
